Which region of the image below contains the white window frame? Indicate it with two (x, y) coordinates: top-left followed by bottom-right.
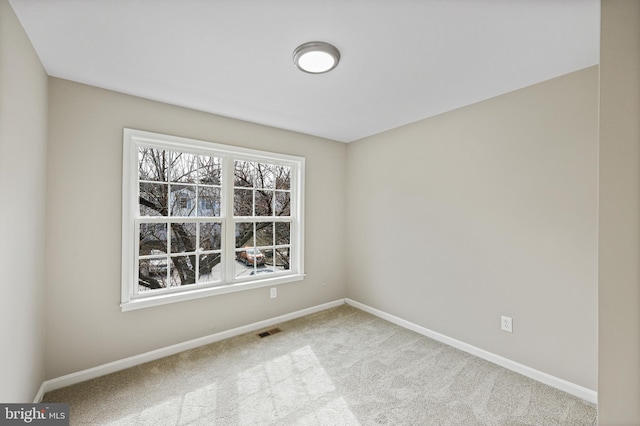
(121, 128), (305, 311)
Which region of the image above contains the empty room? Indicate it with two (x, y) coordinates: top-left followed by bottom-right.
(1, 0), (639, 425)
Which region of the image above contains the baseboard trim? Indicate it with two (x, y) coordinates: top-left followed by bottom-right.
(344, 298), (597, 405)
(35, 299), (345, 401)
(35, 297), (597, 405)
(32, 382), (46, 404)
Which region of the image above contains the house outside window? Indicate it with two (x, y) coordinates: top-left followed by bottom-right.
(122, 129), (305, 311)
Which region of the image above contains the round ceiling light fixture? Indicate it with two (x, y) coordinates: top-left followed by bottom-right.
(293, 41), (340, 74)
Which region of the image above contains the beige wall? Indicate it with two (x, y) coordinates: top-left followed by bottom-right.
(44, 66), (604, 399)
(598, 1), (640, 423)
(45, 78), (347, 378)
(346, 67), (599, 390)
(0, 0), (48, 402)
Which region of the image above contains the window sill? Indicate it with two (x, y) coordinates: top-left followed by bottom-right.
(121, 273), (305, 312)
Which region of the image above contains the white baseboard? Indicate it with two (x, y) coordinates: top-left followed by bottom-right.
(32, 382), (46, 404)
(34, 299), (345, 401)
(35, 297), (597, 406)
(344, 298), (597, 404)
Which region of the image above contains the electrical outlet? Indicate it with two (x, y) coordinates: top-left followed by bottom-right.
(270, 288), (277, 299)
(501, 316), (513, 333)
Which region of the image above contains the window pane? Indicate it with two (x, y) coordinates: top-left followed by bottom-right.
(275, 166), (291, 190)
(170, 255), (196, 286)
(234, 160), (255, 187)
(275, 222), (290, 245)
(275, 248), (290, 271)
(255, 163), (275, 189)
(235, 247), (267, 278)
(255, 190), (273, 216)
(256, 222), (273, 246)
(170, 184), (196, 216)
(261, 248), (275, 269)
(235, 222), (254, 249)
(170, 152), (198, 183)
(170, 223), (196, 253)
(235, 251), (254, 278)
(199, 156), (221, 185)
(139, 223), (167, 255)
(274, 191), (290, 216)
(199, 253), (221, 283)
(251, 268), (274, 277)
(138, 147), (167, 182)
(139, 258), (168, 291)
(140, 183), (168, 216)
(198, 186), (221, 217)
(252, 267), (274, 277)
(234, 188), (253, 216)
(200, 222), (221, 251)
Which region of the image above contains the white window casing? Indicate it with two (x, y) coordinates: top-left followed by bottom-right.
(121, 128), (305, 311)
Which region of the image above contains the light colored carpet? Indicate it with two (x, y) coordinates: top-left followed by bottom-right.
(43, 305), (597, 425)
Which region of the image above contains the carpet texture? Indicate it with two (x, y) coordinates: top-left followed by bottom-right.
(43, 305), (597, 425)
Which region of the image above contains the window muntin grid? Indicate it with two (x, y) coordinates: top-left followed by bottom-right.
(122, 129), (304, 310)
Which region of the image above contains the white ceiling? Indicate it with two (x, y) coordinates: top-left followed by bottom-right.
(9, 0), (599, 143)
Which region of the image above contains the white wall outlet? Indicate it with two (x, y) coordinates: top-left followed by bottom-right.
(501, 315), (513, 333)
(270, 288), (277, 299)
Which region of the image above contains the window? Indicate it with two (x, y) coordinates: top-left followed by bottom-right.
(122, 129), (304, 311)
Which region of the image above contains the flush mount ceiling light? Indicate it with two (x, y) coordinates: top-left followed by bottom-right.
(293, 41), (340, 74)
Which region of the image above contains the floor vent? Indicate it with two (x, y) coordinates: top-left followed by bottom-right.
(257, 327), (282, 338)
